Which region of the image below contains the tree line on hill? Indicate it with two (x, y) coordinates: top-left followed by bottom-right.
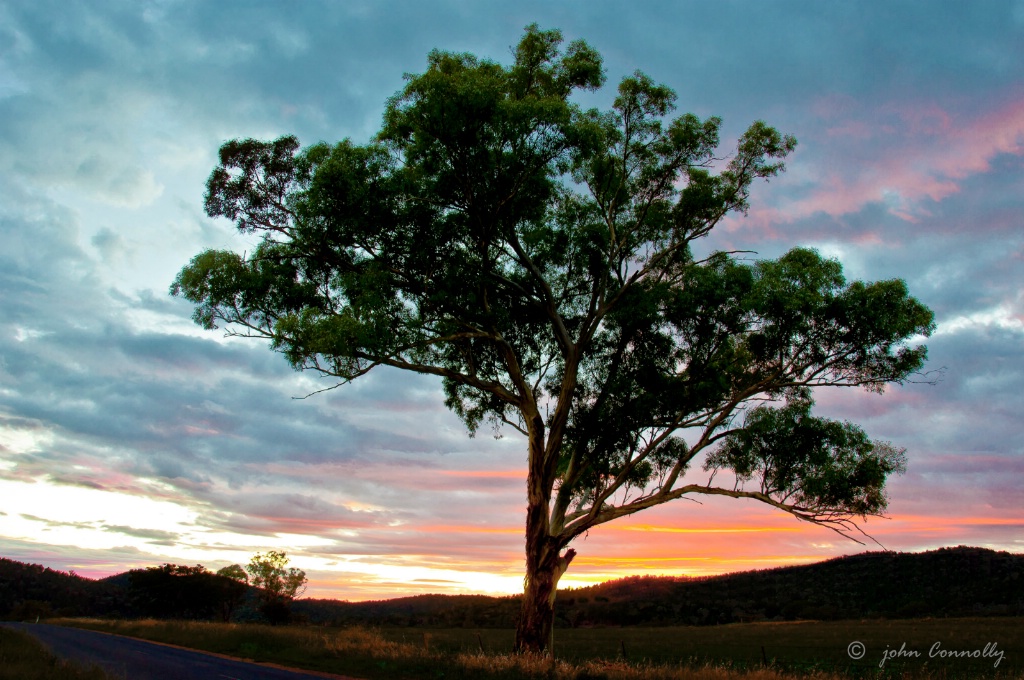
(292, 546), (1024, 628)
(0, 550), (306, 625)
(553, 545), (1024, 626)
(2, 546), (1021, 627)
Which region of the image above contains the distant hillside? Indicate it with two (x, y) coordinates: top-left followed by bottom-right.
(295, 592), (521, 628)
(293, 546), (1024, 627)
(0, 558), (126, 619)
(3, 546), (1021, 626)
(555, 545), (1024, 626)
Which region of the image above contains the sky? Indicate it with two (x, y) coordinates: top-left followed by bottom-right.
(0, 1), (1022, 601)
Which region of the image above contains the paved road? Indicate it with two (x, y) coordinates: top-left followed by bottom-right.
(2, 623), (358, 680)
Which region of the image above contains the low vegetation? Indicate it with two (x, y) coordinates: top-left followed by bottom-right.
(0, 626), (112, 680)
(55, 616), (1022, 679)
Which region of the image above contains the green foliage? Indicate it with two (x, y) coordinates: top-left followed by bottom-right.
(245, 551), (307, 625)
(705, 396), (908, 517)
(245, 551), (306, 600)
(216, 564), (248, 584)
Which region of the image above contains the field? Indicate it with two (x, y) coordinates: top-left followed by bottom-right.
(0, 626), (113, 680)
(50, 616), (1022, 679)
(381, 618), (1021, 673)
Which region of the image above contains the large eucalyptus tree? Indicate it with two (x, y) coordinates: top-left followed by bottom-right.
(173, 25), (934, 653)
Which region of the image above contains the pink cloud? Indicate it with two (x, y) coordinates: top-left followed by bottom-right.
(287, 459), (524, 496)
(440, 468), (526, 479)
(737, 93), (1024, 235)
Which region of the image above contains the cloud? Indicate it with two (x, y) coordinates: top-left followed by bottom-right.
(20, 514), (95, 530)
(0, 536), (152, 578)
(102, 525), (181, 542)
(196, 491), (386, 537)
(726, 95), (1024, 239)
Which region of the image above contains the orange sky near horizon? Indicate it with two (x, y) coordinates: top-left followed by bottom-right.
(2, 423), (1023, 603)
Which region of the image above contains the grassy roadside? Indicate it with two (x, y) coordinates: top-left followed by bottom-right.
(49, 618), (832, 680)
(0, 626), (114, 680)
(50, 617), (1023, 680)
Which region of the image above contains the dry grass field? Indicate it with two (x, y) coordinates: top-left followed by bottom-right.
(387, 618), (1022, 674)
(52, 617), (1023, 679)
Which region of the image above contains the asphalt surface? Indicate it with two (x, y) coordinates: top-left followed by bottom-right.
(2, 622), (357, 680)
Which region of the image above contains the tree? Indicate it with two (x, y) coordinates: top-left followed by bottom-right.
(216, 564), (248, 584)
(245, 551), (307, 624)
(127, 564), (247, 621)
(214, 564), (250, 620)
(172, 25), (934, 653)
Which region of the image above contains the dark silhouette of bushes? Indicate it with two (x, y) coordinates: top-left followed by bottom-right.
(0, 558), (125, 619)
(127, 564), (247, 621)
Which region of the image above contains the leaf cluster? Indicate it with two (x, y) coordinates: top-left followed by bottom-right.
(705, 395), (907, 517)
(246, 550), (307, 601)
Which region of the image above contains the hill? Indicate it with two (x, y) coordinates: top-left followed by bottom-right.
(292, 546), (1024, 627)
(555, 545), (1024, 626)
(2, 546), (1022, 626)
(0, 558), (127, 619)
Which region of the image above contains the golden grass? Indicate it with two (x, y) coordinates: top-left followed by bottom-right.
(49, 617), (1024, 680)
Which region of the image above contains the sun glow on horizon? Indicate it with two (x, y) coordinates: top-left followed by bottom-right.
(2, 471), (1022, 603)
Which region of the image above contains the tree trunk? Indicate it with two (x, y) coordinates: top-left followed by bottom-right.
(514, 538), (575, 654)
(514, 409), (576, 654)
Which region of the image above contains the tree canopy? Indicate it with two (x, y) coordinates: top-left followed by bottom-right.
(173, 24), (934, 652)
(216, 564), (248, 584)
(246, 551), (307, 600)
(245, 551), (307, 624)
(127, 563), (246, 621)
